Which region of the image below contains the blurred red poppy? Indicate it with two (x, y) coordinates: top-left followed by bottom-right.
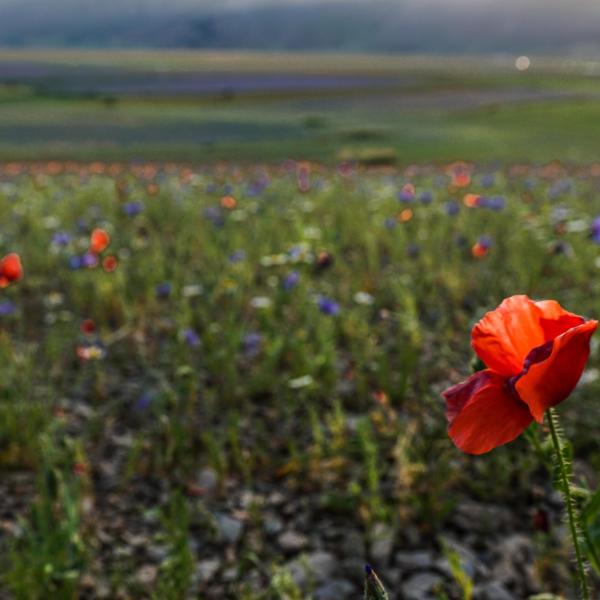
(102, 255), (118, 272)
(471, 242), (489, 258)
(443, 295), (597, 454)
(81, 319), (96, 334)
(90, 228), (110, 254)
(220, 195), (237, 209)
(0, 253), (23, 287)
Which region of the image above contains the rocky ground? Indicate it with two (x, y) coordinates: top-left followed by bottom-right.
(0, 454), (589, 599)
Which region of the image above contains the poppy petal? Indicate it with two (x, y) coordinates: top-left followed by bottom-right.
(534, 299), (585, 341)
(444, 369), (490, 424)
(515, 320), (598, 423)
(443, 370), (533, 454)
(472, 295), (545, 376)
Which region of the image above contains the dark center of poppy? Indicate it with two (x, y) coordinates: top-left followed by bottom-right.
(506, 339), (555, 402)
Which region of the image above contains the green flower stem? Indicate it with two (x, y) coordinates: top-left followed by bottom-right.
(547, 407), (589, 600)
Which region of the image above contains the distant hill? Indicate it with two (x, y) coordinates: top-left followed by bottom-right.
(1, 0), (600, 55)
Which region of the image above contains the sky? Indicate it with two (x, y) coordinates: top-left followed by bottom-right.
(0, 0), (598, 14)
(1, 0), (600, 54)
(0, 0), (596, 6)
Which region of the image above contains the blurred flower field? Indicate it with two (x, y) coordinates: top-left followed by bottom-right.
(2, 159), (600, 598)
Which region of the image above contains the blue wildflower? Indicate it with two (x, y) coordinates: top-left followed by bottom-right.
(318, 296), (340, 316)
(282, 271), (300, 291)
(203, 206), (224, 227)
(398, 188), (415, 203)
(477, 235), (492, 250)
(480, 174), (495, 188)
(156, 282), (172, 299)
(229, 250), (246, 263)
(82, 253), (98, 268)
(419, 191), (433, 205)
(0, 300), (16, 316)
(243, 332), (262, 357)
(52, 231), (71, 246)
(123, 201), (144, 217)
(478, 196), (505, 211)
(591, 217), (600, 244)
(444, 200), (460, 216)
(487, 196), (505, 211)
(135, 393), (153, 412)
(183, 328), (201, 347)
(384, 217), (397, 230)
(69, 255), (83, 270)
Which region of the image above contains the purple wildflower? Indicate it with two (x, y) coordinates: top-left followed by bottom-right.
(123, 201), (144, 217)
(384, 217), (397, 230)
(444, 200), (460, 216)
(480, 174), (495, 188)
(398, 188), (415, 203)
(419, 191), (433, 205)
(478, 196), (505, 211)
(52, 231), (71, 246)
(156, 282), (172, 299)
(477, 235), (492, 250)
(135, 393), (153, 412)
(591, 216), (600, 244)
(243, 332), (262, 357)
(0, 300), (16, 316)
(282, 271), (300, 291)
(82, 252), (98, 268)
(318, 296), (340, 316)
(183, 328), (201, 347)
(69, 255), (84, 270)
(203, 206), (224, 227)
(229, 250), (246, 263)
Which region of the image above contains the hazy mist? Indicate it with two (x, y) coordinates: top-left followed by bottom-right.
(1, 0), (600, 55)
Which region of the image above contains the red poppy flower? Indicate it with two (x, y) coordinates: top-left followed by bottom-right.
(90, 228), (110, 254)
(443, 295), (597, 454)
(220, 195), (237, 210)
(102, 255), (118, 273)
(0, 253), (23, 287)
(80, 319), (96, 334)
(471, 242), (489, 258)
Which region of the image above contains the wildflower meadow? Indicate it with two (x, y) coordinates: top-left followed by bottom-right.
(2, 156), (600, 598)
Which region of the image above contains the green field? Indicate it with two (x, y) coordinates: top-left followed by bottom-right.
(1, 159), (600, 597)
(3, 50), (600, 600)
(1, 50), (600, 163)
